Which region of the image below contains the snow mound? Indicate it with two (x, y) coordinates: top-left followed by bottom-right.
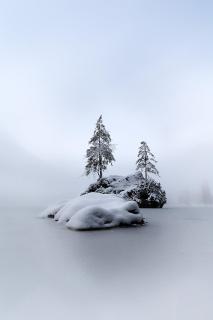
(41, 193), (144, 231)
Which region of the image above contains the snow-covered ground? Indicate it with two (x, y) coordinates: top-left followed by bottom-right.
(1, 206), (213, 319)
(41, 193), (144, 230)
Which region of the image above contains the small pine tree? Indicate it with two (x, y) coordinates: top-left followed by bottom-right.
(85, 115), (115, 180)
(136, 141), (159, 183)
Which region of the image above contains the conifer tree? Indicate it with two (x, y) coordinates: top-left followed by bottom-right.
(85, 115), (115, 180)
(136, 141), (159, 183)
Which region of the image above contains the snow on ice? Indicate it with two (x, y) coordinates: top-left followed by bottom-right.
(41, 193), (144, 230)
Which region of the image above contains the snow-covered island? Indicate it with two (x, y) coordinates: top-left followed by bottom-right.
(42, 116), (166, 231)
(41, 193), (144, 230)
(83, 172), (166, 208)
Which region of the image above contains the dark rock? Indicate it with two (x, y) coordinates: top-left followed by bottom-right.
(82, 172), (167, 208)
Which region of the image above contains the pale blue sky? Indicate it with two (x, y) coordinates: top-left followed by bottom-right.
(0, 0), (213, 205)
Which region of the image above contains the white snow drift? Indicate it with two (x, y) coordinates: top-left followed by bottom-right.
(41, 193), (144, 230)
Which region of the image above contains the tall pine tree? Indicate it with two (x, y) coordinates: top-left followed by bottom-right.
(85, 115), (115, 180)
(136, 141), (159, 183)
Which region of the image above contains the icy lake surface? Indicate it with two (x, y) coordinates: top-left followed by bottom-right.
(1, 207), (213, 320)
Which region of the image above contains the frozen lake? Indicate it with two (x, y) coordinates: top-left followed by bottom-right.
(1, 206), (213, 320)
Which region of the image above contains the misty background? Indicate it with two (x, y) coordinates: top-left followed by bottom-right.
(0, 0), (213, 206)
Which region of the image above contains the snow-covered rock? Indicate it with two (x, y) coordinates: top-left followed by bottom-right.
(41, 193), (144, 230)
(82, 172), (167, 208)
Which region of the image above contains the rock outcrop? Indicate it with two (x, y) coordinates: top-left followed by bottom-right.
(82, 172), (167, 208)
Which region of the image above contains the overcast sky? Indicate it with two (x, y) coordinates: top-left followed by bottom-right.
(0, 0), (213, 206)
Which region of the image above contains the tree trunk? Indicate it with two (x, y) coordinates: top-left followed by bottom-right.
(99, 166), (102, 180)
(145, 168), (147, 183)
(145, 147), (148, 185)
(98, 129), (102, 180)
